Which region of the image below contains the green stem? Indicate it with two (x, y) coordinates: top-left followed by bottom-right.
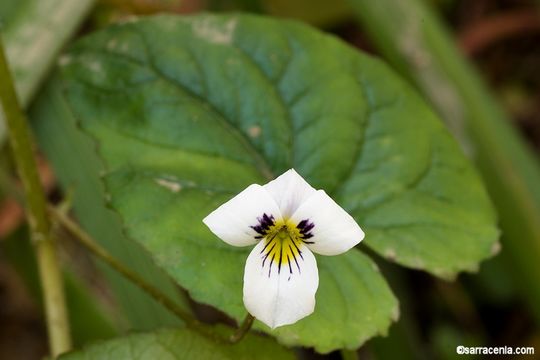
(50, 206), (253, 344)
(229, 314), (255, 343)
(49, 208), (203, 328)
(0, 36), (71, 357)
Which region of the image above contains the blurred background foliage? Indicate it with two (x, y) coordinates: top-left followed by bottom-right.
(1, 0), (539, 359)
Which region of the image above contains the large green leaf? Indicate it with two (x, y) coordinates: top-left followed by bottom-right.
(33, 14), (497, 352)
(60, 326), (295, 360)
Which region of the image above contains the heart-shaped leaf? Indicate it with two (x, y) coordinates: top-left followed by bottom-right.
(34, 14), (497, 352)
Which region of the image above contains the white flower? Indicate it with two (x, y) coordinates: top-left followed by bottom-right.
(203, 169), (365, 329)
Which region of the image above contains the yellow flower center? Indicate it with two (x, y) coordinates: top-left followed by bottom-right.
(260, 219), (305, 277)
(251, 213), (315, 278)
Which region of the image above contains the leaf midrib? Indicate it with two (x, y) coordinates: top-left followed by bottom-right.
(132, 25), (277, 181)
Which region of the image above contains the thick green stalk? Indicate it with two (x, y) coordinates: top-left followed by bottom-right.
(347, 0), (540, 322)
(0, 36), (71, 356)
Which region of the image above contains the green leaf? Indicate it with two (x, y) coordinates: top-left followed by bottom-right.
(333, 57), (499, 278)
(60, 326), (295, 360)
(0, 0), (95, 143)
(32, 14), (497, 352)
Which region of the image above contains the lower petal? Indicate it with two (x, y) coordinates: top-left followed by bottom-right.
(243, 239), (319, 329)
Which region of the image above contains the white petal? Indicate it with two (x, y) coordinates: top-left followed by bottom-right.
(243, 239), (319, 329)
(263, 169), (317, 218)
(203, 184), (282, 247)
(290, 190), (364, 256)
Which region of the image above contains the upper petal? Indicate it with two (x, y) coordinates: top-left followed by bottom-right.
(243, 239), (319, 329)
(203, 184), (282, 247)
(290, 190), (365, 255)
(263, 169), (317, 218)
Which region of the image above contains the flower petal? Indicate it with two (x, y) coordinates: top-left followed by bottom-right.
(290, 190), (365, 255)
(243, 239), (319, 329)
(263, 169), (317, 218)
(203, 184), (282, 247)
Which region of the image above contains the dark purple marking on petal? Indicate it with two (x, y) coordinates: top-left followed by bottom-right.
(296, 219), (315, 244)
(251, 213), (275, 236)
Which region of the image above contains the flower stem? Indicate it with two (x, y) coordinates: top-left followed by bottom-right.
(0, 36), (71, 357)
(49, 207), (200, 325)
(49, 206), (252, 344)
(229, 314), (255, 343)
